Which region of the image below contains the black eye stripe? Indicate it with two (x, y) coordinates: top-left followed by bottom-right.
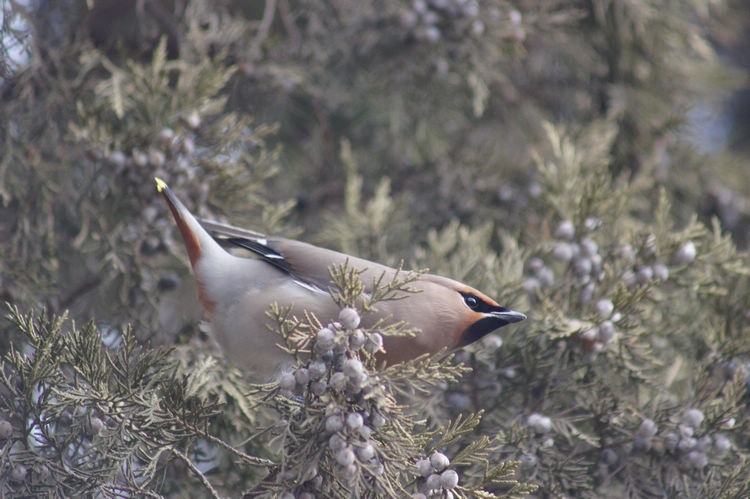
(462, 293), (484, 311)
(461, 292), (508, 315)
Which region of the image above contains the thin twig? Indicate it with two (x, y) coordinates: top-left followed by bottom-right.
(278, 0), (299, 44)
(101, 484), (165, 499)
(250, 0), (277, 60)
(180, 420), (276, 467)
(172, 447), (223, 499)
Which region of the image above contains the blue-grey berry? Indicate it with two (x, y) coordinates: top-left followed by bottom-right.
(636, 266), (653, 285)
(679, 424), (694, 438)
(330, 372), (347, 391)
(157, 127), (175, 146)
(440, 469), (459, 489)
(555, 220), (575, 240)
(316, 328), (335, 350)
(180, 137), (195, 155)
(585, 217), (602, 231)
(687, 450), (707, 468)
(590, 253), (602, 272)
(580, 238), (598, 257)
(596, 299), (614, 319)
(357, 443), (375, 462)
(581, 328), (598, 342)
(598, 321), (616, 344)
(653, 263), (669, 281)
(329, 433), (346, 451)
(622, 269), (636, 287)
(682, 408), (704, 428)
(523, 277), (540, 295)
(674, 241), (697, 264)
(310, 380), (327, 396)
(678, 437), (697, 451)
(417, 26), (441, 42)
(446, 393), (471, 410)
(335, 448), (356, 467)
(349, 329), (366, 350)
(9, 464), (27, 483)
(538, 266), (554, 287)
(416, 458), (433, 477)
(148, 149), (165, 167)
(637, 418), (657, 437)
(528, 413), (552, 433)
(520, 453), (537, 468)
(713, 434), (731, 456)
(346, 370), (368, 392)
(697, 436), (712, 453)
(573, 257), (592, 276)
(0, 420), (12, 439)
(425, 473), (441, 490)
(294, 368), (310, 386)
(579, 282), (595, 304)
(339, 308), (361, 330)
(343, 359), (364, 377)
(185, 112), (201, 130)
(527, 257), (544, 274)
(633, 436), (651, 452)
(309, 361), (327, 380)
(359, 425), (372, 439)
(399, 9), (418, 29)
(371, 413), (386, 427)
(364, 333), (384, 354)
(552, 243), (574, 262)
(422, 10), (439, 25)
(88, 416), (104, 436)
(346, 412), (364, 430)
(325, 414), (344, 433)
(430, 452), (450, 471)
(509, 9), (522, 24)
(132, 149), (148, 167)
(109, 151), (127, 168)
(619, 244), (636, 263)
(279, 372), (296, 392)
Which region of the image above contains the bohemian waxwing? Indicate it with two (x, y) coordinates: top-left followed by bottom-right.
(155, 178), (526, 376)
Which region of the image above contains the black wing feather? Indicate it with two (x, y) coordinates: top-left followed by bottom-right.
(224, 237), (295, 275)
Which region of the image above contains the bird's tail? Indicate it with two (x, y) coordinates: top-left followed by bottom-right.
(154, 177), (227, 269)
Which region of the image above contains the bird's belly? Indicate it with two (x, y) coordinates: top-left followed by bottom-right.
(209, 282), (338, 379)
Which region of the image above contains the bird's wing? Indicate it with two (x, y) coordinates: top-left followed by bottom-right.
(198, 219), (268, 242)
(200, 219), (401, 293)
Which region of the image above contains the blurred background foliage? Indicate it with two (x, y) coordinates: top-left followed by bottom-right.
(2, 0), (750, 497)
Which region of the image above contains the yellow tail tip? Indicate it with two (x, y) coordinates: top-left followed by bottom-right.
(154, 177), (168, 193)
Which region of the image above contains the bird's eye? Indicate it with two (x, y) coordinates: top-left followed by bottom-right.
(464, 294), (480, 310)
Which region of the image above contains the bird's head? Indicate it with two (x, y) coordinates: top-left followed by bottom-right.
(455, 289), (526, 347)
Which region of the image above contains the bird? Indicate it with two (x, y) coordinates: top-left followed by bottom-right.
(154, 177), (526, 376)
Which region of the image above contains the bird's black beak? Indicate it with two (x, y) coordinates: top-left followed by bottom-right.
(457, 307), (526, 348)
(487, 309), (527, 326)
